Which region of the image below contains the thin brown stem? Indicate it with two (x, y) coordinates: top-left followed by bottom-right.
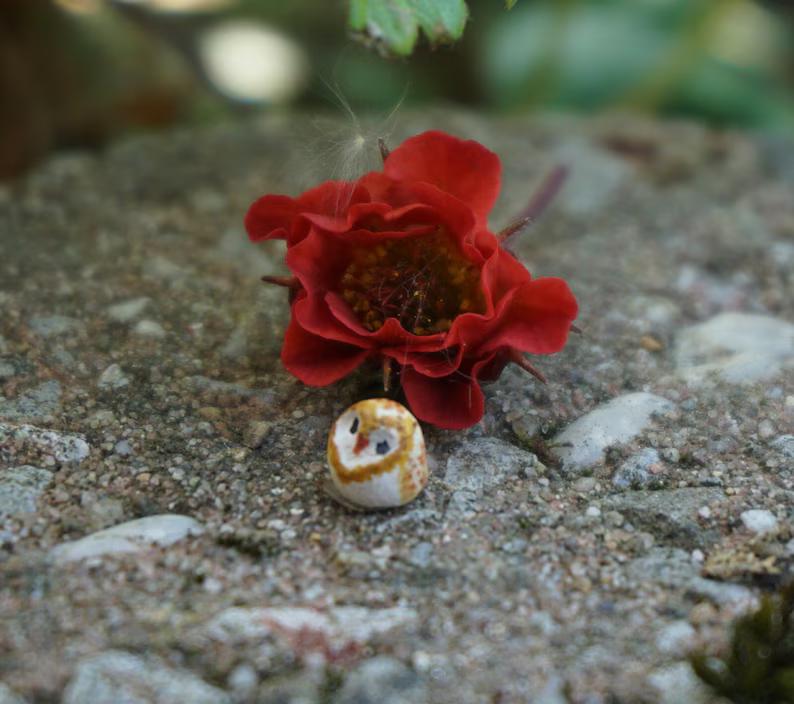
(498, 165), (569, 244)
(261, 275), (300, 289)
(377, 138), (390, 163)
(509, 349), (548, 384)
(382, 357), (393, 392)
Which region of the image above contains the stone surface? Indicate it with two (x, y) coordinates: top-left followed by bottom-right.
(612, 448), (663, 489)
(0, 423), (90, 465)
(648, 662), (712, 704)
(97, 363), (129, 389)
(206, 605), (417, 656)
(739, 509), (778, 534)
(28, 315), (81, 338)
(334, 657), (427, 704)
(602, 488), (724, 549)
(1, 113), (792, 703)
(52, 514), (205, 563)
(133, 319), (166, 339)
(675, 312), (794, 385)
(0, 381), (62, 421)
(552, 393), (675, 473)
(0, 683), (27, 704)
(106, 297), (150, 323)
(444, 437), (541, 513)
(63, 650), (229, 704)
(0, 466), (53, 519)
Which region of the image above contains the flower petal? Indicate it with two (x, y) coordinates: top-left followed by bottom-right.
(245, 182), (371, 245)
(482, 277), (578, 355)
(384, 131), (501, 226)
(325, 293), (448, 351)
(401, 354), (498, 429)
(285, 227), (351, 291)
(293, 292), (373, 347)
(245, 195), (296, 242)
(281, 315), (369, 386)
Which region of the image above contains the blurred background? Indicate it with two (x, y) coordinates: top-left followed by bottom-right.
(2, 0), (794, 180)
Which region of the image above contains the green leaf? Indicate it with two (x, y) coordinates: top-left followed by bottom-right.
(349, 0), (467, 57)
(506, 0), (518, 9)
(405, 0), (468, 42)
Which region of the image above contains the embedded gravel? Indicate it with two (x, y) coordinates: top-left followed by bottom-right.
(0, 111), (792, 703)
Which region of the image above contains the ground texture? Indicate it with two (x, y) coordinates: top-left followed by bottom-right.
(1, 111), (793, 704)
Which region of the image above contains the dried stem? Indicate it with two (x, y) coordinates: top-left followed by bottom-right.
(377, 138), (390, 163)
(261, 275), (300, 289)
(498, 165), (569, 244)
(509, 350), (548, 384)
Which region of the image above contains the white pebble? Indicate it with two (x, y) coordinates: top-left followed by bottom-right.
(740, 509), (778, 535)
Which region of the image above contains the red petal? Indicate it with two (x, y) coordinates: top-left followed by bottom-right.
(293, 292), (373, 347)
(245, 195), (295, 242)
(384, 346), (464, 378)
(285, 227), (350, 292)
(482, 277), (578, 355)
(281, 315), (369, 386)
(384, 131), (501, 227)
(325, 293), (448, 351)
(401, 354), (497, 430)
(246, 182), (372, 245)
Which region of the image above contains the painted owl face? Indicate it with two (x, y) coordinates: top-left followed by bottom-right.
(327, 399), (428, 509)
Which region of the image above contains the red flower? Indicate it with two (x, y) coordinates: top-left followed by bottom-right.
(245, 130), (578, 429)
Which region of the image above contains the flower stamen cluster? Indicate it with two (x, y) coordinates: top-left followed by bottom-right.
(339, 230), (484, 335)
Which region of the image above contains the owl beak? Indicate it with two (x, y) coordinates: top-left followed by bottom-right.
(353, 433), (369, 455)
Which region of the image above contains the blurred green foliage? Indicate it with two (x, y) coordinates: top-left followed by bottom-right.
(348, 0), (468, 56)
(1, 0), (793, 178)
(690, 580), (794, 704)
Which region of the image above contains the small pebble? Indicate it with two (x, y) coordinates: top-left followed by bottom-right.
(740, 509), (778, 535)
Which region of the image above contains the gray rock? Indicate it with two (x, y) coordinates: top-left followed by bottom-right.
(510, 412), (541, 443)
(444, 438), (540, 512)
(626, 548), (753, 605)
(602, 488), (724, 549)
(0, 380), (62, 420)
(445, 438), (539, 491)
(334, 657), (427, 704)
(106, 297), (150, 323)
(0, 423), (90, 464)
(675, 312), (794, 385)
(63, 650), (230, 704)
(0, 466), (53, 519)
(554, 140), (629, 217)
(626, 548), (698, 588)
(98, 364), (129, 389)
(552, 393), (674, 473)
(28, 315), (81, 338)
(408, 541), (434, 568)
(206, 606), (417, 650)
(0, 682), (27, 704)
(132, 320), (166, 339)
(0, 360), (16, 379)
(740, 509), (778, 534)
(114, 439), (133, 456)
(51, 514), (205, 563)
(771, 434), (794, 459)
(655, 621), (696, 655)
(648, 662), (712, 704)
(612, 448), (663, 489)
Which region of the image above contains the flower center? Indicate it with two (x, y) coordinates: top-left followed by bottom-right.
(339, 231), (484, 335)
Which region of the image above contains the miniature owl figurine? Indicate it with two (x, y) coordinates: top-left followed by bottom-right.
(327, 399), (428, 509)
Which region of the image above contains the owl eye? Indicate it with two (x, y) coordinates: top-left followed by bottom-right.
(349, 417), (359, 434)
(376, 440), (390, 455)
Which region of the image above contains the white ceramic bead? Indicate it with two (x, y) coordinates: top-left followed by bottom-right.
(327, 399), (428, 509)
